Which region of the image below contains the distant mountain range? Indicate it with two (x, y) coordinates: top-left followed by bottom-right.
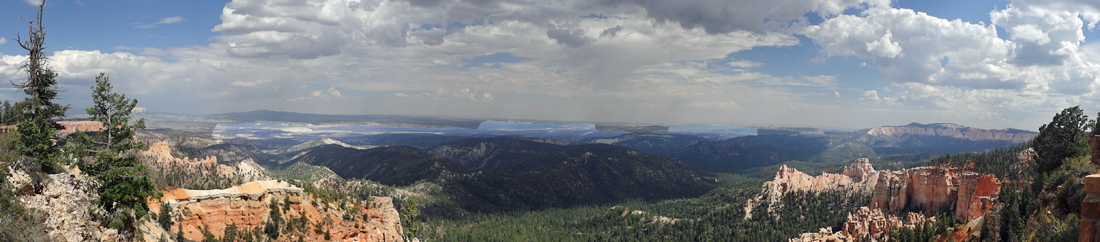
(260, 136), (710, 212)
(585, 123), (1037, 172)
(865, 122), (1036, 143)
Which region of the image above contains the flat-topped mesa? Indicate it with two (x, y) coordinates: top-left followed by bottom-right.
(866, 123), (1036, 144)
(151, 180), (306, 240)
(164, 180), (303, 203)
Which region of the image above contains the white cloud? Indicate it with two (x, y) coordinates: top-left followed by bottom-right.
(865, 30), (902, 58)
(0, 37), (6, 45)
(137, 17), (185, 29)
(802, 75), (838, 87)
(328, 87), (344, 99)
(231, 79), (271, 87)
(23, 0), (42, 6)
(797, 1), (1100, 128)
(727, 60), (763, 68)
(1010, 24), (1051, 44)
(859, 90), (880, 101)
(803, 7), (1018, 88)
(14, 0), (1100, 129)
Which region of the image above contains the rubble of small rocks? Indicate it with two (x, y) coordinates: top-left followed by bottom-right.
(18, 173), (117, 242)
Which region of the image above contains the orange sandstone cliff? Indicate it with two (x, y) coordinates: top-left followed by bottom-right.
(145, 180), (405, 242)
(772, 159), (1003, 241)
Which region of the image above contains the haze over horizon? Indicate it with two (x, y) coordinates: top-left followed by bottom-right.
(2, 0), (1100, 131)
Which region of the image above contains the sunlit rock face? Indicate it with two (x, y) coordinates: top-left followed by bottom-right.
(765, 157), (1005, 242)
(868, 166), (1002, 222)
(146, 180), (405, 242)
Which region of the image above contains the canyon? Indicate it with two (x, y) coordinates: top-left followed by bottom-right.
(763, 159), (1002, 241)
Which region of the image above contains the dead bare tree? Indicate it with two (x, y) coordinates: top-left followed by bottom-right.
(13, 0), (69, 172)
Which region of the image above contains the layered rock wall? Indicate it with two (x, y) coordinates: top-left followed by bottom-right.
(1081, 174), (1100, 242)
(954, 173), (1001, 221)
(147, 180), (404, 242)
(868, 166), (1001, 222)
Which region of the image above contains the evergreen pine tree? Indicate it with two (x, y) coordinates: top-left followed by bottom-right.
(72, 73), (158, 233)
(13, 0), (69, 173)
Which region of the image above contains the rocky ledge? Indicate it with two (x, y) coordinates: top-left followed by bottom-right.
(147, 180), (404, 242)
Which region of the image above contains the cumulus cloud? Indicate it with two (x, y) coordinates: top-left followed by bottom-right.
(859, 90), (880, 101)
(0, 37), (6, 45)
(231, 79), (271, 87)
(13, 0), (1100, 128)
(804, 0), (1100, 122)
(23, 0), (42, 6)
(803, 7), (1018, 88)
(137, 17), (185, 29)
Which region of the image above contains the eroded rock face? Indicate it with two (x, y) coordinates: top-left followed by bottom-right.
(754, 159), (880, 219)
(842, 207), (933, 241)
(791, 206), (934, 242)
(903, 167), (957, 212)
(771, 159), (1004, 241)
(140, 141), (218, 168)
(146, 180), (404, 242)
(954, 173), (1001, 221)
(57, 121), (105, 134)
(868, 166), (1002, 221)
(843, 158), (875, 183)
(765, 160), (879, 196)
(137, 141), (270, 183)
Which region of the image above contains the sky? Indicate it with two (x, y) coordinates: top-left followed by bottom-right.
(1, 0), (1100, 131)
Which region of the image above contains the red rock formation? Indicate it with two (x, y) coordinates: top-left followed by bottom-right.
(0, 121), (105, 134)
(843, 158), (875, 182)
(57, 121), (105, 134)
(793, 206), (934, 241)
(146, 180), (404, 242)
(841, 206), (933, 240)
(904, 167), (958, 212)
(869, 170), (908, 212)
(759, 161), (879, 213)
(139, 141), (218, 168)
(766, 160), (878, 195)
(1090, 136), (1100, 166)
(868, 166), (998, 217)
(954, 173), (1001, 221)
(866, 123), (1035, 144)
